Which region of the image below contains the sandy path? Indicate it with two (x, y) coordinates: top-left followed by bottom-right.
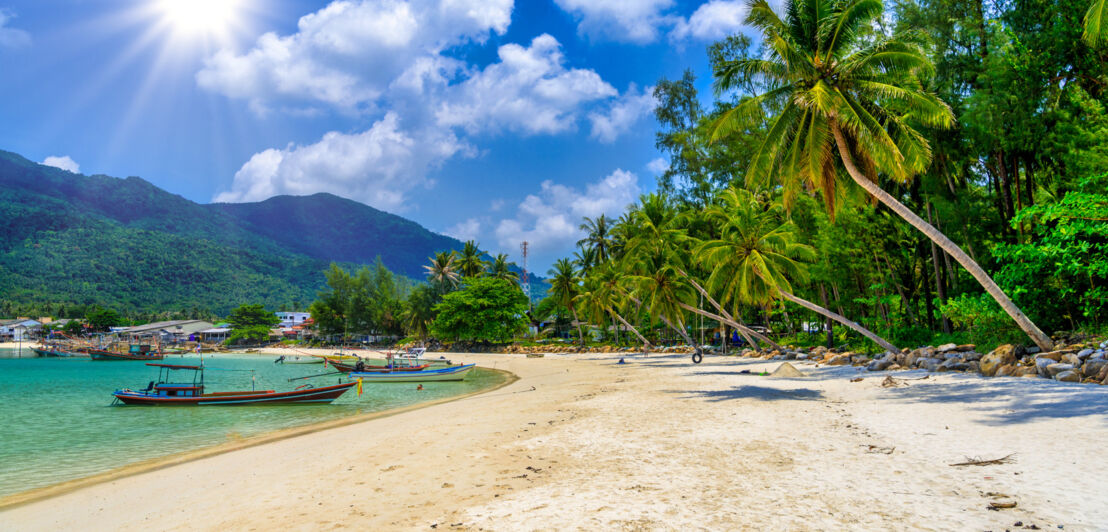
(2, 352), (1106, 531)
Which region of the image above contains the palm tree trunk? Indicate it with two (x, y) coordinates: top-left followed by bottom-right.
(622, 291), (697, 349)
(831, 124), (1053, 351)
(571, 306), (585, 346)
(676, 270), (761, 349)
(926, 203), (953, 333)
(608, 307), (649, 352)
(777, 291), (899, 354)
(676, 302), (784, 351)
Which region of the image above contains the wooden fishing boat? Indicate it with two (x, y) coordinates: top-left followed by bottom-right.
(349, 363), (475, 382)
(31, 345), (83, 357)
(90, 343), (164, 361)
(326, 359), (430, 373)
(113, 363), (356, 406)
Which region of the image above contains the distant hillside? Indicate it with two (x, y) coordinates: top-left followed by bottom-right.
(0, 150), (490, 314)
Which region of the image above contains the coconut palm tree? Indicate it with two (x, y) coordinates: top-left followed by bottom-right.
(488, 253), (519, 283)
(457, 240), (488, 278)
(548, 258), (585, 345)
(575, 265), (651, 351)
(1087, 0), (1106, 45)
(577, 214), (614, 263)
(709, 0), (1052, 351)
(696, 188), (899, 353)
(423, 251), (460, 294)
(573, 245), (599, 274)
(626, 193), (776, 352)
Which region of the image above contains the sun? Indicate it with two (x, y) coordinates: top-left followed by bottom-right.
(156, 0), (245, 42)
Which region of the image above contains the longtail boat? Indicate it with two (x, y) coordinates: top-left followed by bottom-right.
(113, 363), (356, 405)
(31, 345), (84, 357)
(350, 363), (475, 383)
(90, 343), (164, 361)
(326, 359), (430, 373)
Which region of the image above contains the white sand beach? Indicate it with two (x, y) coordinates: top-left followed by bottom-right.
(2, 350), (1106, 530)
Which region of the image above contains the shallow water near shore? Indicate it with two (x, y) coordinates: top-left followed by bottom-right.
(0, 349), (503, 498)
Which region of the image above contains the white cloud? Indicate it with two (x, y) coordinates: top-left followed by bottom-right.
(436, 34), (618, 136)
(196, 0), (513, 113)
(42, 155), (79, 173)
(553, 0), (753, 44)
(445, 217), (482, 241)
(554, 0), (674, 43)
(646, 157), (667, 174)
(588, 84), (656, 143)
(0, 9), (30, 48)
(212, 112), (472, 211)
(670, 1), (749, 41)
(494, 169), (640, 256)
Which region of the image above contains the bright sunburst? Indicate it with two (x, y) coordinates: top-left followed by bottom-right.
(156, 0), (245, 43)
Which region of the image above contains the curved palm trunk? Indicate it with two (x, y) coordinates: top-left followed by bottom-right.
(676, 302), (784, 352)
(676, 269), (762, 350)
(831, 125), (1053, 352)
(778, 291), (899, 354)
(608, 307), (650, 353)
(570, 305), (585, 346)
(622, 292), (698, 350)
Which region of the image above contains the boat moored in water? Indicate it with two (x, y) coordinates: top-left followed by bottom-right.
(349, 363), (475, 382)
(113, 363), (356, 405)
(90, 343), (164, 361)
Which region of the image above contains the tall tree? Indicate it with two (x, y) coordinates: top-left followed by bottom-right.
(548, 258), (586, 345)
(577, 215), (614, 263)
(424, 251), (461, 294)
(457, 240), (489, 278)
(710, 0), (1053, 350)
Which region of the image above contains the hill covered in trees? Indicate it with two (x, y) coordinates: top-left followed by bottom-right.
(0, 150), (476, 316)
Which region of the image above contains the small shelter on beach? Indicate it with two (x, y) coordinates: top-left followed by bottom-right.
(119, 320), (214, 343)
(0, 318), (41, 341)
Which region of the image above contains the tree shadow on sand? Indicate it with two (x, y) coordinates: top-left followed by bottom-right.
(669, 385), (824, 402)
(880, 373), (1108, 426)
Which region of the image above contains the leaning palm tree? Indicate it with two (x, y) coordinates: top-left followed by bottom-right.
(457, 240), (488, 278)
(577, 214), (614, 263)
(1087, 0), (1106, 45)
(696, 188), (899, 353)
(548, 258), (585, 345)
(710, 0), (1053, 351)
(423, 251), (460, 294)
(487, 253), (520, 283)
(575, 265), (651, 352)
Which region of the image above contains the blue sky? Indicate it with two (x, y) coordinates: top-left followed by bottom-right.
(0, 0), (753, 271)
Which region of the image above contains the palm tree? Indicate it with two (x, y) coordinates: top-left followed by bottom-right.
(626, 193), (777, 351)
(548, 258), (585, 345)
(404, 284), (438, 344)
(575, 265), (651, 352)
(457, 240), (488, 278)
(573, 245), (599, 274)
(1087, 0), (1106, 45)
(709, 0), (1053, 351)
(423, 251), (460, 294)
(488, 253), (519, 283)
(577, 214), (614, 263)
(696, 188), (899, 353)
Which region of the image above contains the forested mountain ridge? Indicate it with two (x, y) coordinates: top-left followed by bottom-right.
(0, 150), (471, 315)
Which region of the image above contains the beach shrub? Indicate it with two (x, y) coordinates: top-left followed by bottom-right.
(430, 278), (528, 343)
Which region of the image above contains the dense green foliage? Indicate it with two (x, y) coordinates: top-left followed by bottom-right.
(538, 0), (1108, 352)
(309, 260), (411, 338)
(430, 278), (529, 343)
(84, 306), (122, 332)
(225, 304), (280, 344)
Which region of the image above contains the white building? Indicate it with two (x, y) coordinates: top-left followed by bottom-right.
(0, 318), (42, 341)
(276, 312), (310, 328)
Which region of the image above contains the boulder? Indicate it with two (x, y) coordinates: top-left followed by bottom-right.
(995, 364), (1017, 377)
(956, 344), (976, 352)
(1078, 348), (1095, 359)
(1046, 363), (1075, 378)
(887, 364), (903, 371)
(937, 343), (959, 353)
(1097, 362), (1108, 382)
(918, 358), (942, 372)
(1036, 351), (1063, 362)
(938, 359), (971, 372)
(1035, 357), (1054, 377)
(961, 351), (983, 362)
(1055, 370), (1081, 383)
(981, 346), (1020, 377)
(867, 357), (894, 372)
(827, 354), (851, 366)
(1061, 353), (1082, 366)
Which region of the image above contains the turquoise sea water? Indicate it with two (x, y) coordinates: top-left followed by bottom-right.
(0, 349), (503, 498)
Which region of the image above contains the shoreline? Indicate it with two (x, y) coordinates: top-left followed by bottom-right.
(0, 362), (517, 510)
(2, 351), (1106, 529)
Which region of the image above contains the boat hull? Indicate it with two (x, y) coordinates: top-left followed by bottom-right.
(90, 349), (164, 361)
(113, 381), (356, 405)
(32, 347), (83, 357)
(327, 360), (429, 373)
(350, 364), (475, 382)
